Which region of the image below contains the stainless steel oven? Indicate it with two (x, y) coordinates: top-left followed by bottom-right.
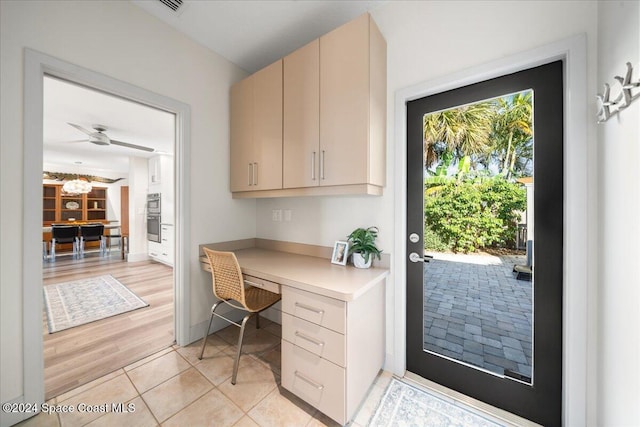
(147, 215), (161, 243)
(147, 193), (161, 215)
(147, 193), (162, 242)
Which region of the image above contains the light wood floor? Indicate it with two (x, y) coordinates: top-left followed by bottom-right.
(43, 252), (175, 400)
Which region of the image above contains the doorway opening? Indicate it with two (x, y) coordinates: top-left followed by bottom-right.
(41, 75), (177, 399)
(23, 49), (191, 408)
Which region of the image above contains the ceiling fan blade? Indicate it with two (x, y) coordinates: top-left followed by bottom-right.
(110, 139), (155, 152)
(67, 122), (94, 136)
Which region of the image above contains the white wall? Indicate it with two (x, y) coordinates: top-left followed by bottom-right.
(596, 2), (640, 425)
(256, 0), (600, 422)
(0, 0), (253, 410)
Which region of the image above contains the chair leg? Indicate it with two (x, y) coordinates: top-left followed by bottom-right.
(232, 313), (252, 385)
(199, 302), (221, 360)
(50, 240), (56, 262)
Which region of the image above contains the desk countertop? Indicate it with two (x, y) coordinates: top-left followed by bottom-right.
(200, 248), (389, 302)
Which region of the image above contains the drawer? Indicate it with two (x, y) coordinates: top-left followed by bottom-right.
(282, 313), (345, 367)
(243, 274), (281, 294)
(282, 287), (346, 334)
(282, 341), (346, 425)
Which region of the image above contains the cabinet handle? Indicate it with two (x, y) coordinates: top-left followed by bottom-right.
(253, 162), (258, 186)
(294, 302), (324, 315)
(311, 152), (316, 181)
(294, 371), (324, 390)
(295, 331), (325, 347)
(320, 150), (325, 180)
(248, 163), (253, 186)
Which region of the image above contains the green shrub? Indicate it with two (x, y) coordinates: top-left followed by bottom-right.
(424, 177), (525, 253)
(424, 224), (450, 252)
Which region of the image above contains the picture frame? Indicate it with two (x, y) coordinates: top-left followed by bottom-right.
(331, 240), (349, 266)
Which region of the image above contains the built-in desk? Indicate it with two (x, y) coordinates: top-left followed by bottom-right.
(199, 244), (388, 425)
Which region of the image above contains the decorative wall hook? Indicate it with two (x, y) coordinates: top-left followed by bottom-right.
(597, 62), (640, 123)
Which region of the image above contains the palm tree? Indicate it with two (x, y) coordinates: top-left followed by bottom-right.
(422, 100), (495, 170)
(490, 91), (533, 179)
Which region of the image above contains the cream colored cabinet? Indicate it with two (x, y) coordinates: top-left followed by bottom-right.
(281, 283), (385, 425)
(230, 60), (283, 192)
(282, 14), (386, 193)
(283, 39), (320, 189)
(234, 13), (386, 198)
(319, 13), (386, 188)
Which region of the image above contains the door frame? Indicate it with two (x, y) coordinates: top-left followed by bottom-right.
(392, 35), (589, 425)
(22, 49), (191, 408)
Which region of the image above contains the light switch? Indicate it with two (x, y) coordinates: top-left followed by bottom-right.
(284, 209), (292, 222)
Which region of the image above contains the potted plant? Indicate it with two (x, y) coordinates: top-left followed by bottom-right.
(347, 226), (382, 269)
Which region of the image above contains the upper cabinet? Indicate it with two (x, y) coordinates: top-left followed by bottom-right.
(230, 60), (283, 192)
(283, 39), (320, 189)
(319, 13), (386, 188)
(231, 13), (386, 198)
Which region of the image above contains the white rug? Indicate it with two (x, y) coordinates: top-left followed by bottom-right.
(369, 378), (504, 427)
(43, 274), (148, 333)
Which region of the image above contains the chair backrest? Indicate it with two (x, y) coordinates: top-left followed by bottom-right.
(203, 248), (246, 306)
(51, 226), (79, 243)
(80, 224), (104, 241)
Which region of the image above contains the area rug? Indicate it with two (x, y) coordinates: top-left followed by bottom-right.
(369, 378), (504, 427)
(43, 275), (148, 333)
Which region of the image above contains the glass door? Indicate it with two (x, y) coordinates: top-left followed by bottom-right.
(406, 61), (563, 426)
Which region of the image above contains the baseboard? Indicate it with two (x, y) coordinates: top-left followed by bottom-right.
(0, 395), (31, 427)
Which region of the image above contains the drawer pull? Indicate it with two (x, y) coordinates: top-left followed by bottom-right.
(294, 331), (325, 347)
(294, 371), (324, 390)
(294, 302), (324, 315)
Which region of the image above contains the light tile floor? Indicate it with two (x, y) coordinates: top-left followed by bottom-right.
(18, 318), (391, 427)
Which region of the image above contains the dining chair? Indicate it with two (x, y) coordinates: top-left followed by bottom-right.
(198, 247), (281, 385)
(50, 225), (80, 261)
(79, 224), (107, 257)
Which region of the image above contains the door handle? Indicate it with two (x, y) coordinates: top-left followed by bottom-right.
(320, 150), (325, 180)
(248, 163), (253, 186)
(311, 152), (316, 181)
(409, 252), (426, 263)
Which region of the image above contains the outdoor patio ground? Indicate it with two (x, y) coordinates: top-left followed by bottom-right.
(423, 251), (533, 381)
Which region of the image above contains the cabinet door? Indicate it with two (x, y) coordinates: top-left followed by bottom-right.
(230, 76), (255, 192)
(283, 40), (320, 189)
(320, 14), (370, 186)
(253, 60), (283, 190)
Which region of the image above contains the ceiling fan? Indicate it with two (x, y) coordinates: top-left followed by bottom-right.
(67, 123), (155, 152)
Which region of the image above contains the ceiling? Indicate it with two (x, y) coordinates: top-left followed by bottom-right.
(44, 1), (387, 175)
(131, 0), (388, 73)
(43, 76), (175, 174)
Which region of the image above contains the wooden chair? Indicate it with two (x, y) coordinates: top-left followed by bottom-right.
(50, 225), (79, 261)
(198, 248), (281, 385)
(79, 224), (107, 257)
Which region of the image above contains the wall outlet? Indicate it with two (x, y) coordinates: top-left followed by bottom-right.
(272, 209), (282, 222)
(284, 209), (292, 222)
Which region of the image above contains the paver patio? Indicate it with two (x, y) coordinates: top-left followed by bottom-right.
(423, 251), (533, 381)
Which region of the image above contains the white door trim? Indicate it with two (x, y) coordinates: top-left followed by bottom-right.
(22, 49), (191, 410)
(392, 35), (589, 425)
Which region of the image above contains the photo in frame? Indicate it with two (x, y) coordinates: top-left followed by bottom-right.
(331, 240), (349, 265)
